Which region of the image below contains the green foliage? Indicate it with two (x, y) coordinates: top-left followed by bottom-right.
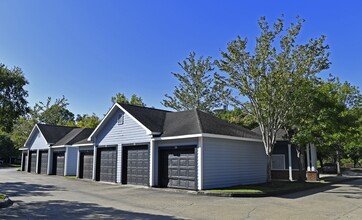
(0, 64), (29, 132)
(217, 16), (330, 182)
(162, 52), (227, 113)
(74, 114), (100, 128)
(34, 96), (75, 125)
(10, 116), (36, 149)
(215, 106), (258, 129)
(0, 133), (17, 160)
(111, 93), (145, 107)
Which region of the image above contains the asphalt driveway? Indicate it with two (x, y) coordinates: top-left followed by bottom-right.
(1, 168), (362, 219)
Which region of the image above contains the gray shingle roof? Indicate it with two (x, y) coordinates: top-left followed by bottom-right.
(119, 104), (261, 140)
(251, 127), (288, 141)
(37, 124), (77, 144)
(119, 103), (169, 133)
(54, 128), (95, 146)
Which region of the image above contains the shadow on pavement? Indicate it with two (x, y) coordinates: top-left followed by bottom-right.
(279, 179), (362, 199)
(1, 200), (178, 219)
(0, 182), (64, 197)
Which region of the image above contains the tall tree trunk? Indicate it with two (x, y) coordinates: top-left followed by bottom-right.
(266, 154), (272, 182)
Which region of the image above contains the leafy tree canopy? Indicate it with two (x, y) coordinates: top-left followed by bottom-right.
(111, 93), (145, 107)
(0, 64), (29, 132)
(162, 52), (228, 113)
(217, 16), (330, 182)
(34, 96), (74, 126)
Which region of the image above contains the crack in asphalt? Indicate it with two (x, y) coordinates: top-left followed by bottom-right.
(334, 205), (362, 220)
(242, 207), (257, 219)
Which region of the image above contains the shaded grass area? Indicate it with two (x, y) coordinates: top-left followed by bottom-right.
(208, 180), (326, 194)
(0, 164), (20, 168)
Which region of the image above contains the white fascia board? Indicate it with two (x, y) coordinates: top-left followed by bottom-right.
(87, 103), (154, 141)
(23, 124), (50, 147)
(152, 134), (202, 141)
(72, 143), (93, 147)
(115, 103), (153, 135)
(51, 145), (66, 149)
(88, 104), (119, 141)
(152, 133), (262, 142)
(18, 147), (28, 151)
(201, 133), (263, 143)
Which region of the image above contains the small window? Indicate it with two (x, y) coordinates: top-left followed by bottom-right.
(271, 154), (285, 170)
(117, 113), (124, 125)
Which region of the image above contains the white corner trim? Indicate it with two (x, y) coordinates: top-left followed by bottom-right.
(197, 136), (203, 191)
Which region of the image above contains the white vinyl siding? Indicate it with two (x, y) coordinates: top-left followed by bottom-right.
(65, 146), (78, 176)
(95, 108), (151, 183)
(203, 137), (267, 189)
(26, 129), (48, 150)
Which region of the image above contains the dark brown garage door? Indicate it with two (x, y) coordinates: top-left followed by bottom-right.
(29, 151), (37, 173)
(159, 147), (196, 190)
(79, 150), (93, 179)
(53, 151), (65, 176)
(122, 145), (149, 186)
(96, 147), (117, 182)
(38, 151), (48, 174)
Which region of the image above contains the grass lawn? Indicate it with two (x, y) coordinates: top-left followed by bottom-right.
(65, 176), (77, 179)
(208, 181), (326, 194)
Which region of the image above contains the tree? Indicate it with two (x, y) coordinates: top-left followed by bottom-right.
(111, 93), (145, 107)
(0, 133), (16, 163)
(0, 64), (29, 132)
(34, 96), (75, 125)
(217, 16), (330, 182)
(74, 114), (100, 128)
(215, 105), (258, 129)
(162, 52), (228, 113)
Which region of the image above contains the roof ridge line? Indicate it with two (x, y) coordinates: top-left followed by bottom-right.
(194, 109), (204, 133)
(117, 103), (171, 112)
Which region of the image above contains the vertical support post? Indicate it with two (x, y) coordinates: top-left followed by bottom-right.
(47, 148), (52, 175)
(76, 148), (80, 178)
(149, 140), (154, 187)
(92, 143), (97, 181)
(27, 149), (30, 172)
(36, 149), (40, 174)
(310, 143), (317, 172)
(288, 144), (293, 181)
(306, 144), (311, 171)
(64, 146), (68, 176)
(21, 151), (24, 171)
(197, 136), (203, 191)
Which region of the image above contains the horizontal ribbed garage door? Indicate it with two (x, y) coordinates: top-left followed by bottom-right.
(122, 145), (149, 186)
(79, 151), (93, 179)
(29, 151), (37, 173)
(97, 147), (116, 182)
(39, 151), (48, 174)
(53, 152), (65, 176)
(159, 148), (196, 190)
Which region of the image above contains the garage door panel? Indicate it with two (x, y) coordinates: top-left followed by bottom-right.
(97, 148), (116, 182)
(160, 148), (196, 190)
(53, 152), (65, 176)
(39, 151), (48, 174)
(79, 151), (93, 179)
(123, 145), (149, 186)
(30, 152), (37, 173)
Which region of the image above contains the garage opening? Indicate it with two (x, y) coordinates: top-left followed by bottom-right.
(96, 147), (117, 182)
(79, 150), (94, 179)
(122, 145), (149, 186)
(38, 151), (48, 174)
(159, 147), (196, 190)
(22, 152), (28, 171)
(29, 151), (37, 173)
(53, 151), (65, 176)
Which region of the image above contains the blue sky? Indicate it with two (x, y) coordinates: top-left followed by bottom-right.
(0, 1), (361, 117)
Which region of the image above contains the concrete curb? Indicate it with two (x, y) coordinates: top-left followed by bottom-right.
(0, 195), (13, 208)
(197, 177), (362, 198)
